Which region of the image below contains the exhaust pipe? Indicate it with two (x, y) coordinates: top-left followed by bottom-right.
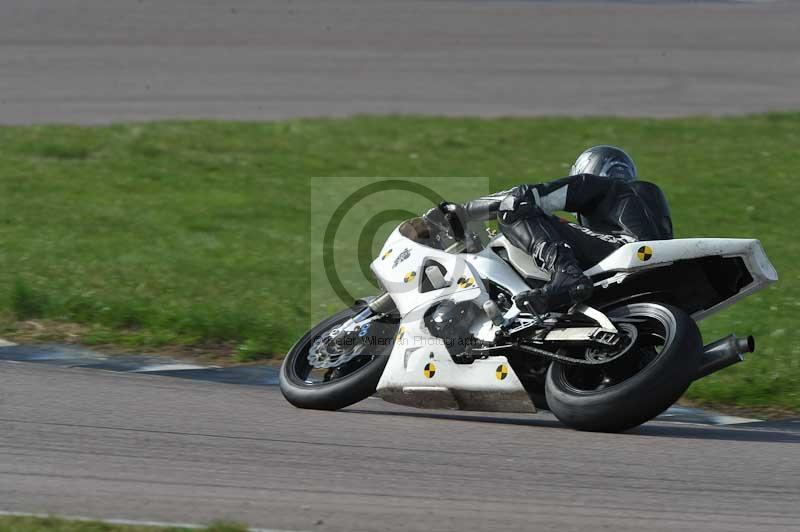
(694, 334), (755, 380)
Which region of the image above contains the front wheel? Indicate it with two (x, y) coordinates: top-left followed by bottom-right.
(545, 302), (702, 432)
(280, 305), (397, 411)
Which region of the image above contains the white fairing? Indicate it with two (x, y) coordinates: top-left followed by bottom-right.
(584, 238), (778, 320)
(369, 226), (777, 414)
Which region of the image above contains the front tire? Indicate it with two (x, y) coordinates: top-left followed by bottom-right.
(545, 302), (702, 432)
(280, 305), (395, 411)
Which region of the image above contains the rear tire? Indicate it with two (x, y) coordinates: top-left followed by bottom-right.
(545, 302), (702, 432)
(280, 306), (394, 411)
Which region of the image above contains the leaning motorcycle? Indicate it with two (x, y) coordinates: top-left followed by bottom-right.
(280, 205), (777, 432)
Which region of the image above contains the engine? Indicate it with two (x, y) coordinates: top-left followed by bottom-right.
(423, 299), (482, 358)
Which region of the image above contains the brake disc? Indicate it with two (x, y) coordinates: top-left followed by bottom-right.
(307, 322), (371, 369)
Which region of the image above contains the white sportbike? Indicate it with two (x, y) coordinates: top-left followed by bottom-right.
(280, 206), (777, 432)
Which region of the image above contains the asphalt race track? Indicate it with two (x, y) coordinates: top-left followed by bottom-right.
(2, 0), (800, 123)
(2, 360), (799, 531)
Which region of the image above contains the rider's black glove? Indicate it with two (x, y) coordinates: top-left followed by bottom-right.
(438, 202), (467, 240)
(439, 201), (461, 214)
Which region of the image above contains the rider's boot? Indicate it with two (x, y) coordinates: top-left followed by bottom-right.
(515, 242), (593, 315)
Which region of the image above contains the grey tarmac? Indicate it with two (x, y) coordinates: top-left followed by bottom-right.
(1, 361), (799, 531)
(1, 0), (800, 124)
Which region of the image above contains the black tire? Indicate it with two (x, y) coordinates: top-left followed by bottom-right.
(279, 305), (395, 411)
(545, 302), (702, 432)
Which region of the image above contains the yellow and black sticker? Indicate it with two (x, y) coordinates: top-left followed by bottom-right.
(396, 326), (405, 341)
(496, 364), (509, 380)
(457, 276), (475, 289)
(637, 245), (653, 261)
(423, 362), (436, 378)
(404, 271), (417, 283)
(381, 249), (393, 260)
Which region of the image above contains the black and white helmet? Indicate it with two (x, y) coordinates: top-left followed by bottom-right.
(570, 145), (637, 182)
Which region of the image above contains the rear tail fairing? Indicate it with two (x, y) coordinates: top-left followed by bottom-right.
(585, 238), (777, 320)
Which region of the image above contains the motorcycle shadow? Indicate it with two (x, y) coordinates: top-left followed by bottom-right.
(632, 423), (800, 443)
(343, 407), (800, 443)
(343, 408), (565, 430)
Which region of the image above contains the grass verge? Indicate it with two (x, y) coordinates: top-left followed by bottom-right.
(0, 115), (797, 409)
(0, 515), (245, 532)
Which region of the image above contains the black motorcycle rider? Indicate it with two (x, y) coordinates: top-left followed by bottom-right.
(445, 145), (673, 314)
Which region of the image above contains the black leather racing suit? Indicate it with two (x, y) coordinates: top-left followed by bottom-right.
(462, 174), (673, 270)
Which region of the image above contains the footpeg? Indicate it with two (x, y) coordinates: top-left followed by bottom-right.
(482, 300), (507, 327)
(514, 290), (549, 315)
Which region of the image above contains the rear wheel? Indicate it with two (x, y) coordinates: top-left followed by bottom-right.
(279, 305), (397, 411)
(545, 302), (702, 432)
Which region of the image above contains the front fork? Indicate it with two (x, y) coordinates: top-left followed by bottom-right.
(333, 292), (397, 337)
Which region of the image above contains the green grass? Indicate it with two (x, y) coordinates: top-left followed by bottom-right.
(0, 115), (798, 409)
(0, 515), (246, 532)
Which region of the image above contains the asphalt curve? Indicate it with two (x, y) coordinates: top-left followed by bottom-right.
(2, 0), (800, 124)
(2, 361), (799, 531)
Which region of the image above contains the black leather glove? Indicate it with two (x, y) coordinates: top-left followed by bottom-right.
(438, 202), (466, 240)
(438, 201), (461, 214)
